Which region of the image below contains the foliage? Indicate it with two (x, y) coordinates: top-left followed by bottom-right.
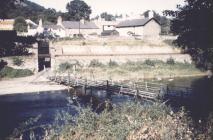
(166, 58), (175, 65)
(89, 59), (105, 68)
(0, 0), (24, 19)
(0, 31), (16, 57)
(66, 0), (92, 21)
(12, 57), (24, 66)
(100, 12), (115, 21)
(1, 0), (60, 24)
(13, 16), (28, 32)
(0, 66), (33, 78)
(50, 102), (194, 140)
(108, 60), (119, 68)
(36, 30), (58, 40)
(144, 59), (155, 66)
(0, 59), (8, 70)
(164, 0), (213, 70)
(0, 31), (35, 57)
(59, 62), (73, 72)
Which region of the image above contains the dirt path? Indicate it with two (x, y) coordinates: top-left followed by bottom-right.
(0, 73), (68, 95)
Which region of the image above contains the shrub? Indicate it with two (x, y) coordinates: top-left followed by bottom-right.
(0, 59), (7, 70)
(49, 102), (194, 140)
(59, 62), (73, 72)
(144, 59), (155, 66)
(82, 41), (86, 46)
(166, 57), (175, 65)
(108, 60), (119, 67)
(0, 66), (33, 78)
(89, 59), (104, 67)
(12, 57), (24, 66)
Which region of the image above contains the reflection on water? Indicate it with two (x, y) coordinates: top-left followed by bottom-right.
(0, 76), (212, 139)
(165, 76), (213, 121)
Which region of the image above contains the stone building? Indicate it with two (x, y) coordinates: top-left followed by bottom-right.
(116, 11), (161, 39)
(57, 16), (99, 37)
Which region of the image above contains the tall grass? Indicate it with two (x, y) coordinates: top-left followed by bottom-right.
(52, 102), (195, 140)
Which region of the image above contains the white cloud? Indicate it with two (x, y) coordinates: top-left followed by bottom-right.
(30, 0), (185, 16)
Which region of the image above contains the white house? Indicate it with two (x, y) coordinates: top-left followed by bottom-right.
(116, 11), (161, 39)
(57, 17), (99, 37)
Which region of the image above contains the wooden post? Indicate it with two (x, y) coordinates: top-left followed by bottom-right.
(85, 78), (87, 95)
(106, 80), (110, 98)
(145, 82), (148, 91)
(68, 71), (70, 86)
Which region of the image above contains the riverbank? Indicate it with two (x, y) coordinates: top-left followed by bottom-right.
(0, 74), (68, 95)
(57, 60), (207, 81)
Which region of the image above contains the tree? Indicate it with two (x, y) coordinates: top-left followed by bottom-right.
(164, 0), (213, 69)
(66, 0), (92, 21)
(100, 12), (115, 21)
(13, 16), (28, 32)
(0, 0), (23, 19)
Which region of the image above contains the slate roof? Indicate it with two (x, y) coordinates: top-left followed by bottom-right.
(116, 18), (160, 28)
(29, 24), (38, 29)
(43, 25), (63, 30)
(62, 21), (99, 29)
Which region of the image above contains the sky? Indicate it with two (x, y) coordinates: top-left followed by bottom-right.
(30, 0), (185, 17)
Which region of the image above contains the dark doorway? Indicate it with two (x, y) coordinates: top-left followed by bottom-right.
(38, 57), (51, 72)
(38, 41), (51, 71)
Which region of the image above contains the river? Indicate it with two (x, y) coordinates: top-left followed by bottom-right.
(0, 76), (212, 139)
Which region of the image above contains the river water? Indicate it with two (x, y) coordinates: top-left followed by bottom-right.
(0, 76), (212, 139)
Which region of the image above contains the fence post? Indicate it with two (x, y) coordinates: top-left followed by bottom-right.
(85, 78), (87, 95)
(145, 82), (148, 91)
(68, 71), (70, 86)
(106, 80), (110, 98)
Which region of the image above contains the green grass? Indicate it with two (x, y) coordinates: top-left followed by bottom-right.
(0, 66), (33, 78)
(50, 102), (196, 140)
(12, 56), (24, 66)
(8, 102), (213, 140)
(57, 59), (205, 81)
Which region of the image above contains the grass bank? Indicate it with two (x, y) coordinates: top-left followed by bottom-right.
(53, 38), (173, 47)
(9, 102), (212, 139)
(57, 59), (206, 81)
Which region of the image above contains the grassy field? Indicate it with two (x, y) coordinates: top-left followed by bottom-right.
(53, 38), (174, 47)
(57, 59), (206, 81)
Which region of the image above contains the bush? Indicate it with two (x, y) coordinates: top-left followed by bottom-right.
(108, 60), (119, 67)
(144, 59), (155, 66)
(49, 102), (194, 140)
(81, 41), (86, 46)
(89, 59), (104, 67)
(0, 66), (33, 78)
(0, 59), (7, 70)
(166, 58), (175, 65)
(12, 57), (24, 66)
(59, 62), (73, 72)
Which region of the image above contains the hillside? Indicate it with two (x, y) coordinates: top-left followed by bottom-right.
(6, 0), (58, 23)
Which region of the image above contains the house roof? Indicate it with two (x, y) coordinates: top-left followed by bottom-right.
(116, 18), (160, 28)
(43, 24), (63, 30)
(62, 21), (99, 29)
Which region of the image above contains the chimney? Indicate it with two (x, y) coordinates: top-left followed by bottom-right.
(38, 19), (43, 27)
(37, 18), (44, 33)
(57, 16), (63, 26)
(148, 11), (154, 19)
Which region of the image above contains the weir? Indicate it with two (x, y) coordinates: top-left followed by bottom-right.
(47, 74), (168, 101)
